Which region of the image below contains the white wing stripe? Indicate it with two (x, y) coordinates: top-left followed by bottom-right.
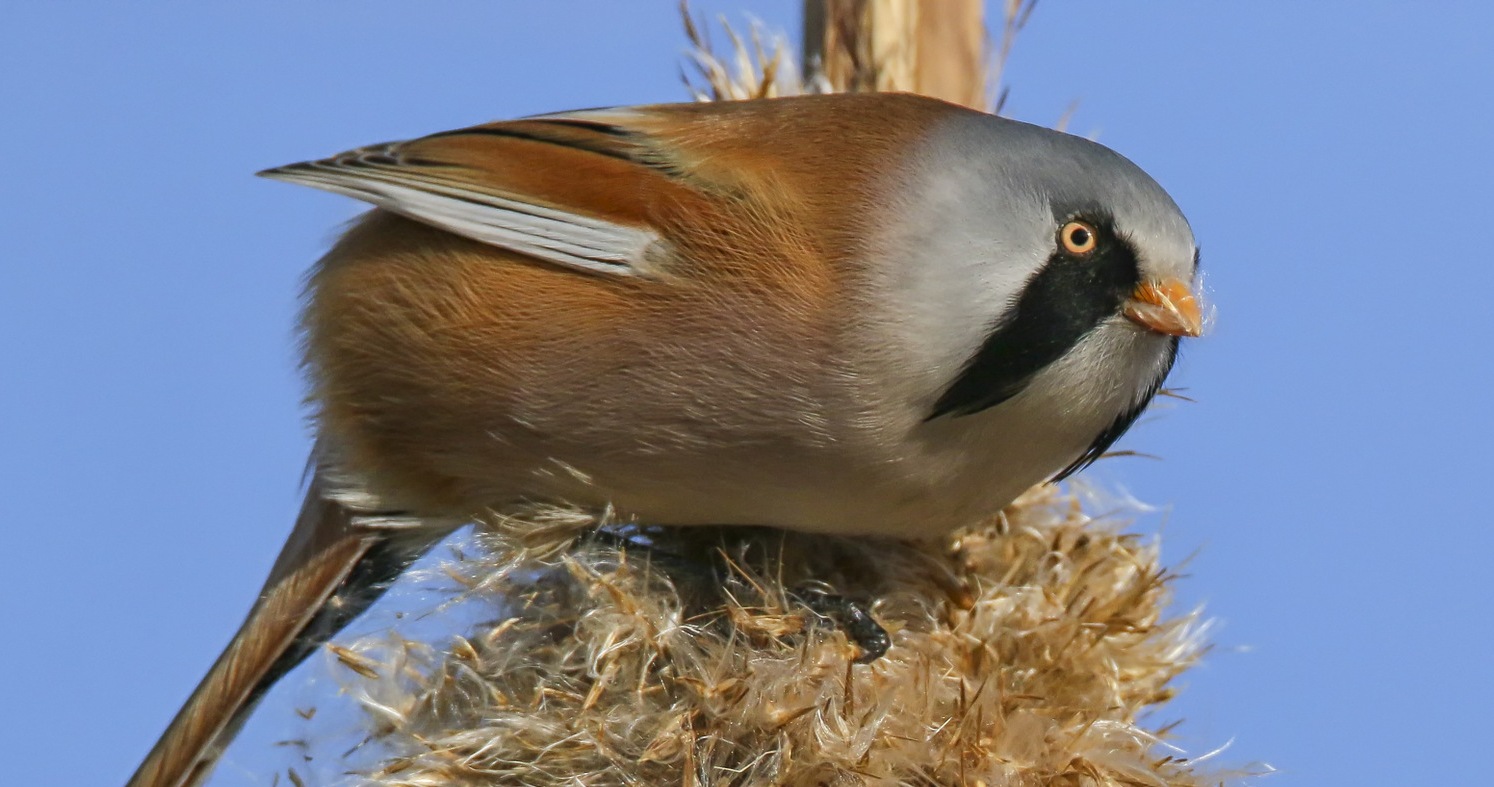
(267, 169), (658, 277)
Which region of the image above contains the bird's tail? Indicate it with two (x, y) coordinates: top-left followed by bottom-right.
(126, 474), (448, 787)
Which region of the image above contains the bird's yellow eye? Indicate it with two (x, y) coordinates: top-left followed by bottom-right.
(1059, 220), (1098, 255)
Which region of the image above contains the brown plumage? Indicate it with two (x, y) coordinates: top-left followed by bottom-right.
(298, 96), (971, 524)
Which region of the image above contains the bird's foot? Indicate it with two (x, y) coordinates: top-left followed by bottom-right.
(791, 583), (890, 663)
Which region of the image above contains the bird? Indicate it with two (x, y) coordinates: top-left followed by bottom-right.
(127, 92), (1202, 787)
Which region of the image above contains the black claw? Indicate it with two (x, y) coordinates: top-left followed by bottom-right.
(793, 584), (891, 663)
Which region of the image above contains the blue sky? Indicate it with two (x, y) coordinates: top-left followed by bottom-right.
(5, 3), (1492, 784)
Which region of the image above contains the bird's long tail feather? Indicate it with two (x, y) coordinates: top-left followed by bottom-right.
(126, 476), (447, 787)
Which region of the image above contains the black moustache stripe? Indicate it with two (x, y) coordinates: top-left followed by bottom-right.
(928, 234), (1142, 419)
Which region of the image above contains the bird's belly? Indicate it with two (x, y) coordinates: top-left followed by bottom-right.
(500, 410), (1092, 539)
(544, 465), (1015, 539)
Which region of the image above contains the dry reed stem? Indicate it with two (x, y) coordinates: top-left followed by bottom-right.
(803, 0), (989, 109)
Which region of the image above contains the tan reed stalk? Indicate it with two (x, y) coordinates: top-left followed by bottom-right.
(803, 0), (989, 109)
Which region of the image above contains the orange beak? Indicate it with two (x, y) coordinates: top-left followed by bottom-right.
(1123, 278), (1204, 338)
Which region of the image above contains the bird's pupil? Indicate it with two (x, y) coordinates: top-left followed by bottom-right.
(1071, 228), (1090, 246)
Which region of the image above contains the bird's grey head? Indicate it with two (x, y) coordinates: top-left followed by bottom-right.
(865, 110), (1200, 451)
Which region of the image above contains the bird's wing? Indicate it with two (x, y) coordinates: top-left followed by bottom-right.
(258, 107), (711, 278)
(258, 95), (954, 281)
